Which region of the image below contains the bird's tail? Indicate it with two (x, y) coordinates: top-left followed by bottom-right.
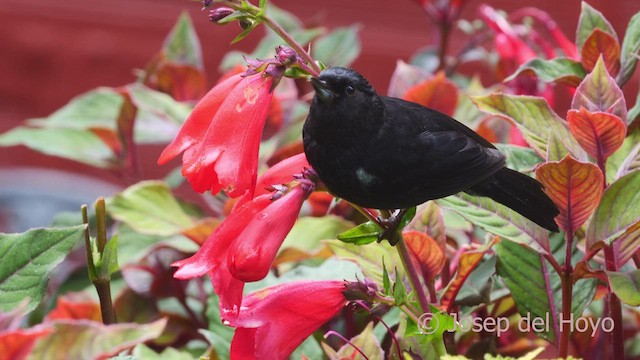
(466, 168), (560, 232)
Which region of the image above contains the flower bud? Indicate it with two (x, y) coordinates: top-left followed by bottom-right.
(239, 18), (254, 30)
(276, 46), (298, 66)
(209, 7), (234, 23)
(201, 0), (214, 9)
(343, 279), (379, 301)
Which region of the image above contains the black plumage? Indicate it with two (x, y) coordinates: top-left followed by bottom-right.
(302, 67), (559, 232)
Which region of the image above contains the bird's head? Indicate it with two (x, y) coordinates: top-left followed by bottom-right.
(310, 67), (378, 108)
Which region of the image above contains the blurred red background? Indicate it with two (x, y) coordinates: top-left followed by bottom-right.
(1, 0), (638, 231)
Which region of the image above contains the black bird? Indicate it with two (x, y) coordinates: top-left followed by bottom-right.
(303, 67), (559, 233)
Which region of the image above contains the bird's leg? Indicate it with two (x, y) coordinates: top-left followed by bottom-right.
(377, 209), (408, 246)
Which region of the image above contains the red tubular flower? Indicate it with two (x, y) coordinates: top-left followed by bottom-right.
(226, 281), (348, 360)
(235, 152), (310, 208)
(227, 185), (305, 281)
(158, 72), (274, 198)
(172, 185), (306, 311)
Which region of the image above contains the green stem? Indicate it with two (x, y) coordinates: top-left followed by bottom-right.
(260, 15), (322, 76)
(95, 197), (108, 253)
(94, 198), (116, 325)
(432, 337), (447, 357)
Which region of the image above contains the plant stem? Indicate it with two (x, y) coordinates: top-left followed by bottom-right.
(436, 21), (452, 72)
(260, 15), (321, 76)
(543, 253), (563, 276)
(95, 280), (116, 325)
(397, 235), (430, 314)
(557, 223), (575, 357)
(604, 245), (625, 358)
(94, 198), (116, 325)
(95, 198), (108, 253)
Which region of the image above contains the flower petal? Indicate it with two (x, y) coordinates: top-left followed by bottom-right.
(228, 186), (305, 282)
(227, 281), (347, 360)
(235, 152), (310, 208)
(158, 73), (243, 165)
(172, 194), (273, 279)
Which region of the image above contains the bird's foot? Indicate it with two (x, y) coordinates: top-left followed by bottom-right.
(377, 209), (408, 246)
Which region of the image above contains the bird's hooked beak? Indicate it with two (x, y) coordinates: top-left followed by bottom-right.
(310, 78), (335, 105)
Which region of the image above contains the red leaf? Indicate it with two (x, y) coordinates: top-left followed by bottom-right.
(0, 327), (52, 360)
(441, 237), (497, 312)
(46, 296), (102, 322)
(403, 230), (445, 282)
(535, 155), (604, 234)
(181, 218), (220, 246)
(28, 319), (166, 360)
(567, 108), (626, 163)
(402, 72), (458, 116)
(581, 29), (621, 77)
(572, 55), (627, 123)
(147, 63), (207, 102)
(116, 89), (137, 170)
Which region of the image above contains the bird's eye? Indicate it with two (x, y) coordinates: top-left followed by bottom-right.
(345, 85), (356, 95)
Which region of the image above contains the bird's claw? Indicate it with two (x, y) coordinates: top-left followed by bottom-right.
(376, 209), (407, 246)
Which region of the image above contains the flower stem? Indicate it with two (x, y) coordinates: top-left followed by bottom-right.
(324, 331), (370, 360)
(92, 198), (117, 325)
(397, 235), (430, 315)
(604, 245), (624, 358)
(260, 16), (321, 76)
(557, 219), (575, 357)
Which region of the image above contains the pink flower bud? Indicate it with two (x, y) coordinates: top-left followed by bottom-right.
(208, 7), (234, 23)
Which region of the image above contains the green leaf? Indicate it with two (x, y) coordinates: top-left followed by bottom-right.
(0, 225), (85, 313)
(28, 319), (167, 360)
(437, 193), (550, 254)
(454, 257), (496, 307)
(230, 21), (260, 45)
(472, 94), (587, 161)
(203, 294), (235, 360)
(0, 127), (115, 168)
(127, 84), (191, 143)
(162, 12), (203, 68)
(27, 88), (122, 129)
(115, 224), (197, 266)
(382, 259), (391, 294)
(337, 221), (383, 245)
(392, 270), (407, 305)
(421, 305), (456, 342)
(607, 128), (640, 183)
(97, 235), (119, 279)
(586, 170), (640, 247)
(107, 181), (195, 236)
(132, 344), (194, 360)
(629, 83), (640, 125)
(312, 25), (361, 67)
(576, 1), (618, 51)
(217, 10), (253, 24)
(326, 240), (404, 287)
(607, 270), (640, 306)
(282, 215), (353, 251)
(505, 57), (586, 86)
(496, 239), (597, 342)
(495, 144), (543, 174)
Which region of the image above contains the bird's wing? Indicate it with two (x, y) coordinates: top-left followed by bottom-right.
(362, 97), (506, 199)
